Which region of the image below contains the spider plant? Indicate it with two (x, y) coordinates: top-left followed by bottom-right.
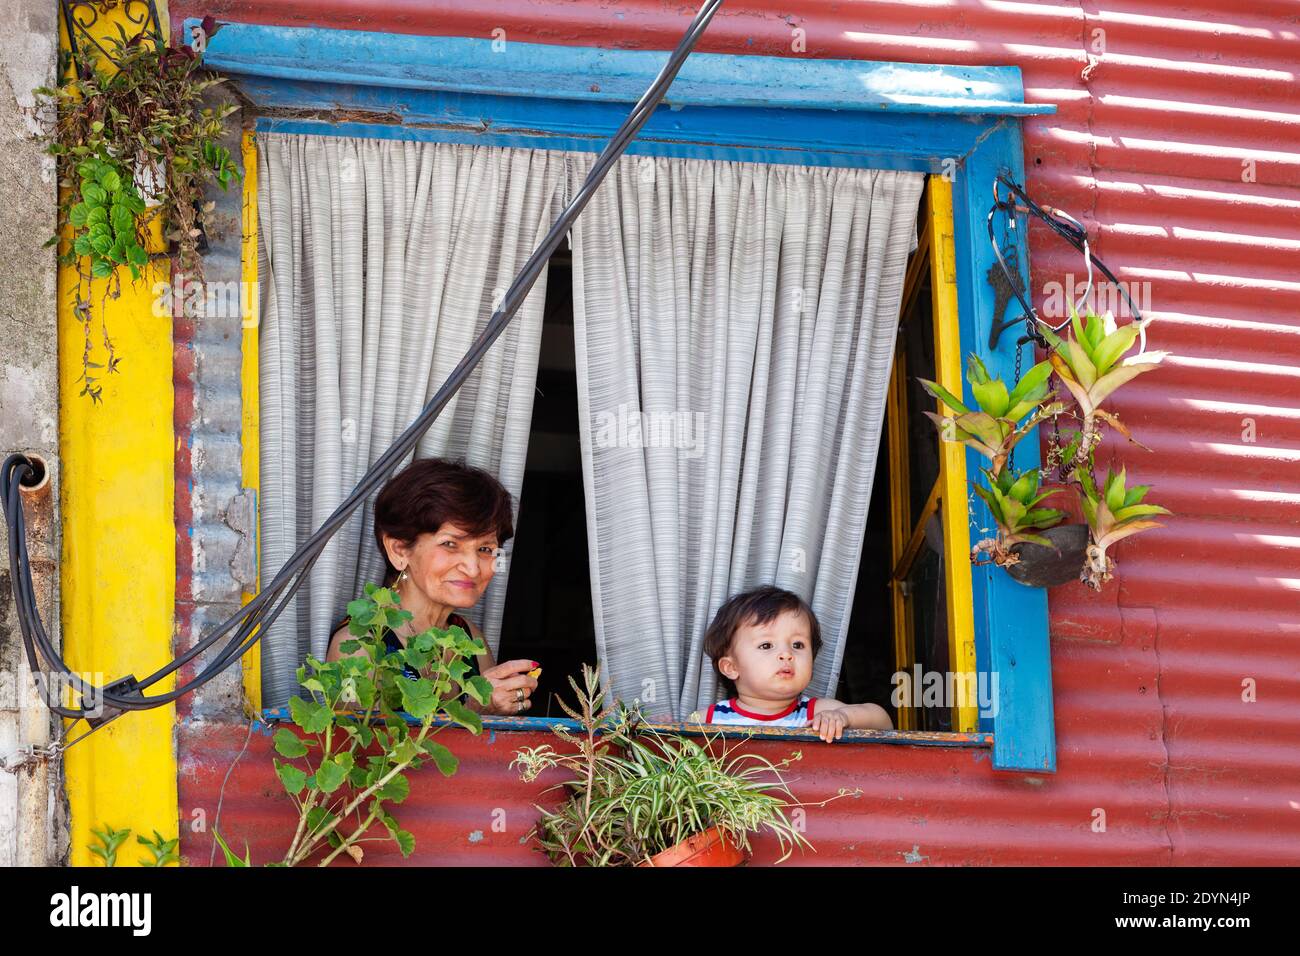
(1075, 464), (1171, 590)
(970, 466), (1068, 567)
(918, 354), (1061, 479)
(1041, 306), (1167, 473)
(512, 666), (852, 866)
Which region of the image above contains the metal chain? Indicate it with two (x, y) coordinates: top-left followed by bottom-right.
(0, 741), (64, 774)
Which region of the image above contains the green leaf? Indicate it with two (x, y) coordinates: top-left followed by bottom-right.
(1009, 356), (1054, 400)
(1070, 306), (1090, 360)
(399, 678), (439, 719)
(69, 203), (90, 227)
(1103, 467), (1127, 515)
(212, 830), (250, 867)
(965, 353), (992, 386)
(1023, 508), (1065, 528)
(970, 376), (1010, 418)
(916, 377), (970, 416)
(288, 695), (332, 734)
(377, 772), (410, 803)
(275, 759), (307, 796)
(1113, 503), (1172, 522)
(391, 827), (415, 858)
(1064, 336), (1097, 389)
(1091, 323), (1142, 378)
(273, 727), (309, 759)
(1089, 360), (1161, 408)
(422, 740), (459, 777)
(81, 181), (106, 205)
(442, 698), (483, 735)
(90, 259), (113, 279)
(110, 203), (134, 235)
(90, 234), (113, 256)
(1122, 484), (1151, 507)
(464, 675), (494, 707)
(1007, 470), (1038, 503)
(100, 169), (122, 193)
(314, 757), (348, 794)
(73, 235), (93, 257)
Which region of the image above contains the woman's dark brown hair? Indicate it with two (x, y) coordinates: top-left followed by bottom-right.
(702, 585), (822, 698)
(372, 457), (515, 584)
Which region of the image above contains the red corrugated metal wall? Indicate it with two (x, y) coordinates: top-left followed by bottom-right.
(171, 0), (1300, 865)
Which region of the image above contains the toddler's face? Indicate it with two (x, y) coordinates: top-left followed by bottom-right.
(720, 609), (814, 700)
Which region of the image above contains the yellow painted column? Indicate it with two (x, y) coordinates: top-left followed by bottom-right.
(58, 5), (178, 866)
(239, 128), (262, 714)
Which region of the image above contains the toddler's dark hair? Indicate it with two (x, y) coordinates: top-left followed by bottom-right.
(703, 585), (822, 698)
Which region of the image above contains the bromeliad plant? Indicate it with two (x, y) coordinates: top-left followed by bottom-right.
(215, 583), (493, 867)
(1042, 306), (1167, 475)
(512, 666), (855, 867)
(918, 355), (1066, 567)
(970, 466), (1067, 567)
(35, 19), (239, 402)
(920, 307), (1171, 590)
(918, 354), (1062, 480)
(1075, 465), (1171, 590)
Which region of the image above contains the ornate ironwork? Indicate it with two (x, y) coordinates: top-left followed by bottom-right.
(59, 0), (165, 74)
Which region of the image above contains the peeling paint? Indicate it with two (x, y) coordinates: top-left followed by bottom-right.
(901, 845), (929, 864)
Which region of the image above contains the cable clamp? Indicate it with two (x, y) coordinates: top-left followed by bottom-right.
(83, 674), (144, 729)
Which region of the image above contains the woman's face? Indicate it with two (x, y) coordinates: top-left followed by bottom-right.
(385, 522), (499, 611)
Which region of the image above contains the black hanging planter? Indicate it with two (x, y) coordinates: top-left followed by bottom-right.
(1005, 524), (1089, 588)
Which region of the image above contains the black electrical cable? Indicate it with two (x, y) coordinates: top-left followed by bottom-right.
(1, 0), (726, 728)
(987, 172), (1143, 342)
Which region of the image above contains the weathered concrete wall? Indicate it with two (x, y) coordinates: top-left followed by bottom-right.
(174, 89), (252, 727)
(0, 0), (66, 867)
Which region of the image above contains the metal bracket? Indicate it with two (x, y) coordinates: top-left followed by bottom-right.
(59, 1), (165, 74)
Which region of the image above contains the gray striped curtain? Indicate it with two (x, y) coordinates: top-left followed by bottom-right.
(569, 154), (924, 720)
(257, 133), (566, 706)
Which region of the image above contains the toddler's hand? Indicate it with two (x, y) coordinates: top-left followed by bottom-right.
(809, 709), (848, 742)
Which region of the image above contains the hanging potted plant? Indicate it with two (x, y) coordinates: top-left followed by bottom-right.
(919, 306), (1172, 591)
(1074, 464), (1171, 591)
(917, 354), (1083, 583)
(511, 666), (854, 867)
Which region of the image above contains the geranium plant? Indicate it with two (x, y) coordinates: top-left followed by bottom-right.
(215, 583), (492, 866)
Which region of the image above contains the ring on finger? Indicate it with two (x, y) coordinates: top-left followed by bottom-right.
(514, 688), (524, 703)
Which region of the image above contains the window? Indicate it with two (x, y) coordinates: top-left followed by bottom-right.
(840, 178), (979, 735)
(205, 19), (1059, 771)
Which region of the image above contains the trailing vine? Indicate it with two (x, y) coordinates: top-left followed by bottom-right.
(35, 19), (238, 402)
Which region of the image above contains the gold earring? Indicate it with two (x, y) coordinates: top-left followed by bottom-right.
(397, 568), (409, 586)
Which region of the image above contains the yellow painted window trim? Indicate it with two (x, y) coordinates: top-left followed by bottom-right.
(886, 176), (978, 734)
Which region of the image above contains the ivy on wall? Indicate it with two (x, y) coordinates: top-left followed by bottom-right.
(36, 19), (238, 402)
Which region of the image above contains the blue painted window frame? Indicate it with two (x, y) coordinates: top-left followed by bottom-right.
(196, 21), (1059, 772)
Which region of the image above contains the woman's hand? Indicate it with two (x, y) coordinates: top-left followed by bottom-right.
(478, 659), (540, 716)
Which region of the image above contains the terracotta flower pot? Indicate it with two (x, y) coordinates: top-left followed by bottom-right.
(639, 825), (746, 867)
(1005, 523), (1089, 588)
